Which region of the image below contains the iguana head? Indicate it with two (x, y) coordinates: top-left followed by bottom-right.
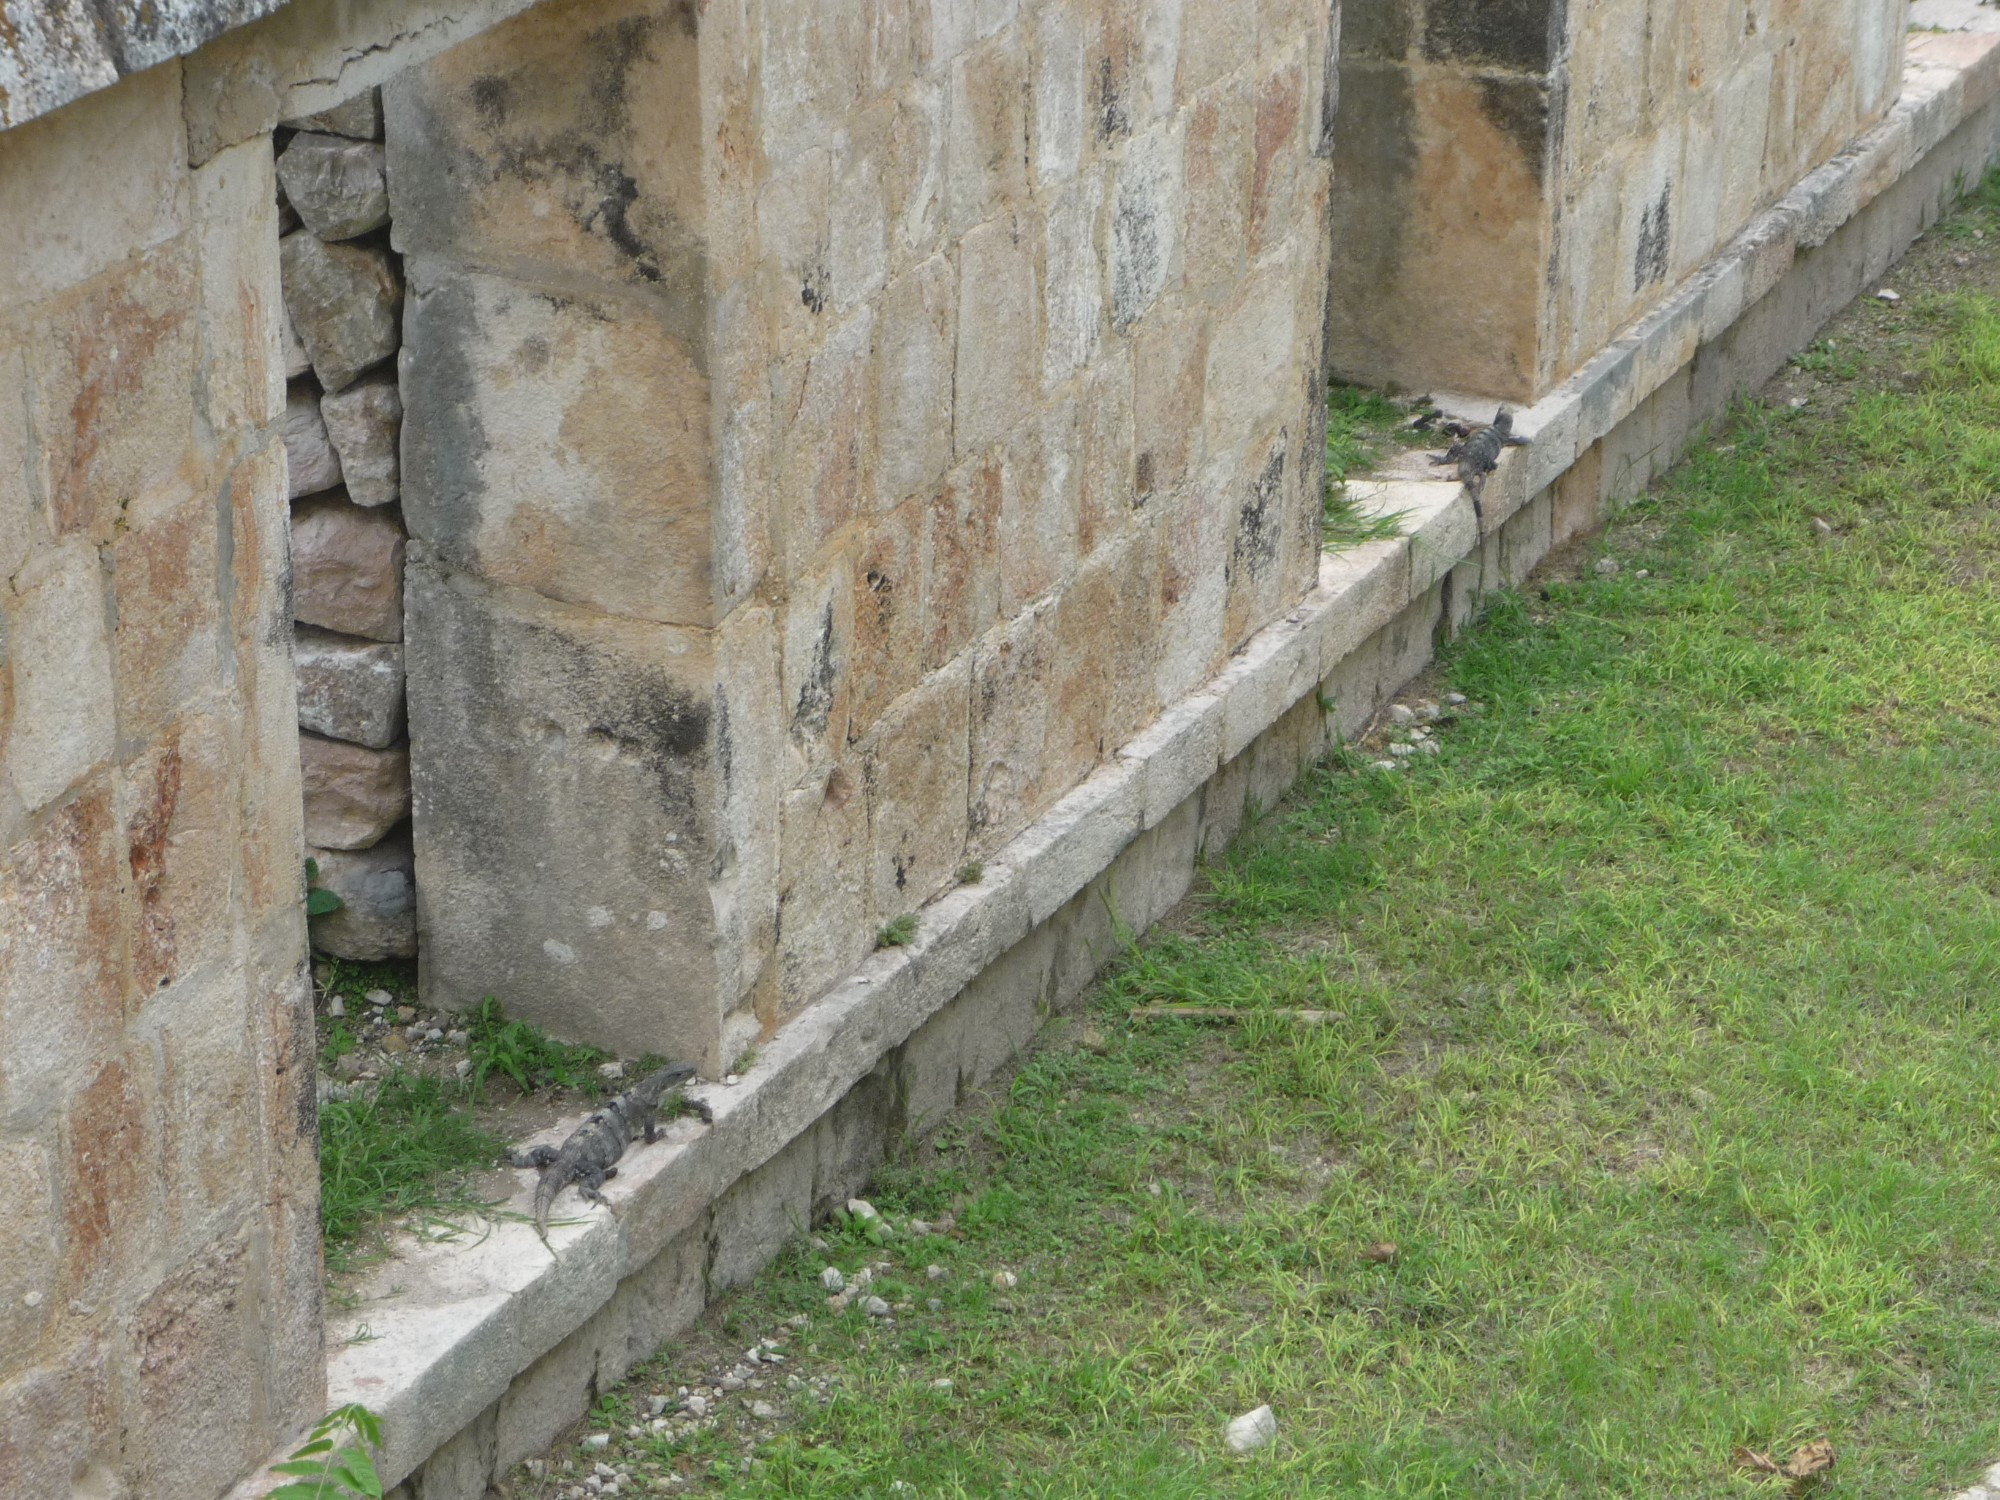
(630, 1062), (698, 1103)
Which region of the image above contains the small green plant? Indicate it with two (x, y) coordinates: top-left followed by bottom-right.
(957, 860), (985, 885)
(876, 914), (918, 948)
(266, 1404), (383, 1499)
(305, 858), (344, 917)
(319, 1020), (357, 1072)
(464, 997), (608, 1096)
(318, 1073), (505, 1270)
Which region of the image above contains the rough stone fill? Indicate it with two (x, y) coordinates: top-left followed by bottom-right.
(280, 230), (402, 392)
(276, 131), (391, 241)
(300, 733), (412, 850)
(308, 830), (420, 960)
(319, 372), (402, 506)
(294, 629), (408, 748)
(283, 379), (343, 498)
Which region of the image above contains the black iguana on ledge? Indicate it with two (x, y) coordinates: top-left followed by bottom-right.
(1431, 407), (1528, 522)
(507, 1062), (713, 1243)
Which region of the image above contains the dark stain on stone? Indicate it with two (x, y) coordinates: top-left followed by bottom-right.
(1635, 183), (1671, 289)
(399, 273), (491, 564)
(1235, 440), (1286, 577)
(792, 599), (839, 737)
(1422, 0), (1567, 72)
(1325, 63), (1416, 377)
(1344, 0), (1418, 61)
(1135, 450), (1155, 497)
(1475, 75), (1552, 184)
(1097, 57), (1128, 141)
(801, 262), (828, 314)
(127, 735), (182, 993)
(469, 74), (511, 130)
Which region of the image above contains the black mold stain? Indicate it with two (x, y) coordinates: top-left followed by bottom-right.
(1234, 440), (1286, 577)
(1097, 57), (1128, 141)
(792, 599), (839, 736)
(531, 621), (711, 818)
(1422, 0), (1567, 72)
(1475, 75), (1553, 185)
(800, 262), (828, 314)
(1634, 184), (1671, 289)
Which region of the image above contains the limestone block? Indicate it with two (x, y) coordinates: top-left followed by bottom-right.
(294, 628), (406, 748)
(1249, 59), (1305, 257)
(0, 1341), (114, 1500)
(404, 553), (725, 1060)
(284, 382), (343, 499)
(759, 0), (867, 167)
(1201, 254), (1298, 467)
(301, 733), (411, 850)
(876, 255), (956, 509)
(282, 306), (312, 379)
(865, 657), (971, 919)
(319, 373), (401, 507)
(108, 494), (222, 751)
(1033, 3), (1087, 188)
(282, 89), (384, 141)
(782, 558), (853, 772)
(193, 136), (287, 440)
(998, 401), (1080, 616)
(1052, 528), (1159, 780)
(954, 213), (1038, 455)
(1178, 0), (1257, 97)
(276, 132), (390, 241)
(5, 539), (115, 813)
(1110, 123), (1184, 328)
(969, 600), (1058, 852)
(309, 830), (417, 960)
(776, 308), (874, 566)
(1155, 468), (1231, 703)
(890, 80), (947, 265)
(1184, 74), (1254, 297)
(1041, 172), (1104, 389)
(1075, 341), (1137, 559)
(0, 1140), (57, 1362)
(945, 27), (1029, 232)
(849, 501), (924, 738)
(1133, 302), (1207, 504)
(924, 454), (1003, 670)
(127, 1233), (265, 1500)
(400, 265), (712, 624)
(280, 232), (402, 393)
(932, 0), (1020, 67)
(382, 0), (703, 316)
(776, 764), (872, 1007)
(757, 145), (832, 360)
(291, 494), (405, 642)
(831, 110), (890, 311)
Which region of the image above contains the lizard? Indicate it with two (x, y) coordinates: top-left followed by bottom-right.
(1431, 407), (1527, 523)
(506, 1062), (712, 1245)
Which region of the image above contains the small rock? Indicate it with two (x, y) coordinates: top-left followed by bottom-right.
(283, 383), (343, 499)
(748, 1401), (779, 1420)
(1387, 703), (1416, 726)
(395, 1005), (416, 1023)
(909, 1219), (933, 1236)
(991, 1270), (1018, 1291)
(647, 1394), (669, 1418)
(525, 1460), (546, 1479)
(291, 492), (405, 641)
(1875, 287), (1901, 304)
(724, 1072), (742, 1086)
(930, 1378), (953, 1391)
(599, 1060), (627, 1082)
(851, 1267), (873, 1289)
(426, 1027), (443, 1042)
(925, 1264), (946, 1281)
(719, 1374), (744, 1392)
(1370, 759), (1400, 772)
(326, 995), (346, 1018)
(381, 1032), (410, 1055)
(785, 1314), (810, 1330)
(862, 1296), (891, 1318)
(845, 1198), (879, 1222)
(684, 1395), (708, 1418)
(448, 1029), (469, 1045)
(454, 1058), (472, 1079)
(826, 1293), (849, 1313)
(809, 1236), (830, 1252)
(1787, 395), (1808, 410)
(1811, 516), (1835, 537)
(1361, 1241), (1399, 1264)
(582, 1433), (611, 1450)
(280, 231), (402, 393)
(318, 374), (402, 507)
(819, 1267), (845, 1293)
(276, 132), (390, 241)
(334, 1053), (363, 1080)
(365, 989), (392, 1007)
(926, 1297), (942, 1311)
(1387, 743), (1416, 758)
(1414, 701), (1441, 723)
(1635, 568), (1651, 578)
(309, 833), (416, 960)
(1445, 692), (1468, 706)
(1224, 1405), (1278, 1454)
(1593, 556), (1621, 576)
(1417, 740), (1440, 757)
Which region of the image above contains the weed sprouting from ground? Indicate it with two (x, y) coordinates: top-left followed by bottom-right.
(535, 184), (2000, 1499)
(465, 997), (610, 1096)
(1324, 382), (1416, 550)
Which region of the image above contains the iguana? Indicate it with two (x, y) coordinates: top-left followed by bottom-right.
(507, 1063), (712, 1244)
(1432, 408), (1527, 521)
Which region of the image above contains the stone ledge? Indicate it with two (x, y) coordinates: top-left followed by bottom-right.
(229, 29), (2000, 1499)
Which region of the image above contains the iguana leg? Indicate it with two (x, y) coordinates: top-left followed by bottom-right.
(576, 1167), (618, 1208)
(641, 1106), (661, 1145)
(686, 1096), (715, 1125)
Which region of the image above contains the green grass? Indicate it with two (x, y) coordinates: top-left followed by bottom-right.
(1325, 382), (1418, 550)
(465, 996), (611, 1096)
(551, 208), (2000, 1497)
(877, 914), (919, 948)
(318, 1074), (505, 1273)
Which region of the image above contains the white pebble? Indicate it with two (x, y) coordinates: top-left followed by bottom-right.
(845, 1198), (880, 1221)
(1387, 703), (1415, 725)
(1593, 556), (1620, 576)
(684, 1395), (708, 1418)
(582, 1433), (611, 1450)
(926, 1297), (942, 1311)
(1875, 287), (1901, 303)
(1417, 740), (1440, 756)
(720, 1375), (744, 1391)
(1224, 1405), (1278, 1454)
(1371, 760), (1400, 772)
(365, 989), (391, 1007)
(909, 1219), (932, 1236)
(598, 1061), (626, 1081)
(749, 1400), (779, 1420)
(931, 1378), (953, 1391)
(925, 1263), (946, 1280)
(326, 996), (345, 1018)
(1387, 743), (1416, 758)
(991, 1270), (1018, 1290)
(723, 1073), (741, 1086)
(863, 1296), (892, 1318)
(851, 1267), (873, 1289)
(647, 1395), (669, 1417)
(1445, 692), (1468, 706)
(454, 1059), (473, 1079)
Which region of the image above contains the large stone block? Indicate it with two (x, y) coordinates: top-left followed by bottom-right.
(924, 453), (1004, 670)
(276, 132), (390, 241)
(865, 657), (971, 919)
(300, 733), (411, 850)
(318, 373), (401, 507)
(1041, 171), (1104, 390)
(777, 308), (875, 570)
(280, 231), (402, 393)
(291, 493), (405, 642)
(776, 762), (872, 1008)
(308, 829), (417, 960)
(849, 501), (924, 738)
(294, 628), (406, 748)
(998, 400), (1080, 616)
(1110, 123), (1184, 328)
(954, 213), (1038, 455)
(875, 255), (956, 509)
(5, 538), (115, 814)
(946, 26), (1029, 232)
(405, 554), (725, 1061)
(382, 0), (704, 328)
(282, 88), (384, 141)
(400, 264), (713, 625)
(969, 600), (1059, 852)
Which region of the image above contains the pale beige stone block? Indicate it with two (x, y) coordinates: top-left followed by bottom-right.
(776, 765), (872, 1005)
(193, 136), (286, 441)
(865, 656), (971, 919)
(998, 399), (1080, 616)
(781, 557), (853, 778)
(284, 383), (343, 499)
(1033, 2), (1087, 188)
(953, 213), (1039, 455)
(969, 600), (1059, 852)
(924, 452), (1005, 670)
(777, 308), (875, 568)
(1110, 122), (1185, 328)
(946, 28), (1029, 233)
(1041, 171), (1104, 390)
(850, 500), (925, 739)
(300, 734), (410, 851)
(1077, 339), (1136, 557)
(6, 538), (114, 812)
(291, 494), (405, 642)
(876, 255), (956, 509)
(1183, 73), (1253, 297)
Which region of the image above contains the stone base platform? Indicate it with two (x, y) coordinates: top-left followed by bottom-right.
(227, 27), (2000, 1500)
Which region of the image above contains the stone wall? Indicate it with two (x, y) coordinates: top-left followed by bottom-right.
(1329, 0), (1910, 400)
(0, 61), (322, 1498)
(275, 90), (421, 964)
(393, 0), (1341, 1069)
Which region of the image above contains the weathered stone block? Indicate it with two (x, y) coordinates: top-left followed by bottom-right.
(0, 1140), (57, 1368)
(1033, 2), (1087, 188)
(309, 829), (417, 960)
(291, 493), (405, 642)
(776, 763), (872, 1007)
(1184, 73), (1254, 296)
(946, 27), (1029, 232)
(1111, 123), (1184, 328)
(284, 381), (343, 499)
(954, 213), (1038, 455)
(782, 557), (854, 777)
(850, 501), (924, 738)
(6, 539), (115, 813)
(318, 373), (401, 508)
(924, 453), (1004, 670)
(969, 600), (1058, 852)
(865, 657), (971, 919)
(280, 231), (401, 393)
(1155, 466), (1231, 702)
(295, 629), (406, 749)
(405, 554), (724, 1061)
(301, 733), (411, 850)
(998, 401), (1080, 616)
(276, 132), (390, 241)
(1041, 171), (1104, 390)
(400, 264), (712, 625)
(281, 88), (384, 141)
(109, 498), (222, 751)
(876, 255), (956, 509)
(1133, 301), (1207, 504)
(1053, 527), (1159, 775)
(777, 308), (875, 567)
(1077, 341), (1136, 555)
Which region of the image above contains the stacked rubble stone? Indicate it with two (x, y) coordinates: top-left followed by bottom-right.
(274, 89), (416, 961)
